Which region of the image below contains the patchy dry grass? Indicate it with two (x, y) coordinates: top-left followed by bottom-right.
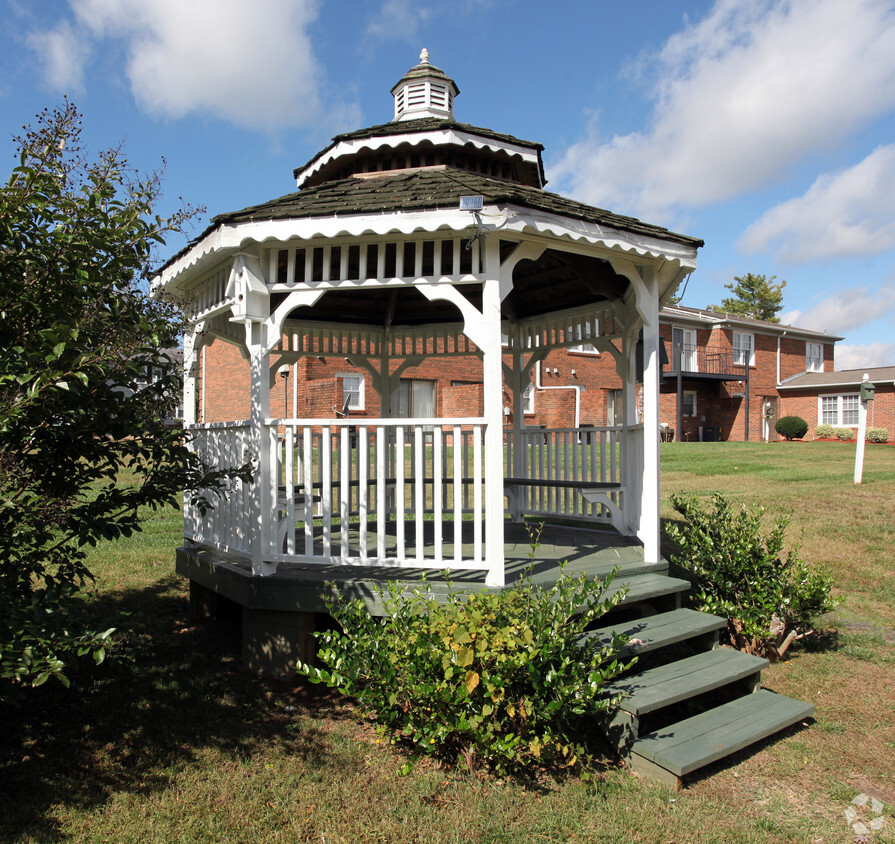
(1, 442), (893, 843)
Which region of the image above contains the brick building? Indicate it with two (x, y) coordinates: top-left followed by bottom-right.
(195, 303), (843, 443)
(778, 366), (895, 437)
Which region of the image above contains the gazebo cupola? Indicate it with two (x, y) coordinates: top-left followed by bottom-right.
(391, 48), (458, 121)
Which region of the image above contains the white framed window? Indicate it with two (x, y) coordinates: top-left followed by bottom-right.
(522, 382), (535, 414)
(806, 342), (823, 372)
(820, 394), (859, 426)
(733, 332), (755, 366)
(568, 320), (600, 354)
(682, 390), (697, 417)
(338, 373), (364, 411)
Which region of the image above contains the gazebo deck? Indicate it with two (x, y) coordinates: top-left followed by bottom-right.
(178, 521), (660, 617)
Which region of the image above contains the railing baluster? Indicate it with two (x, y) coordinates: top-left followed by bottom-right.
(396, 425), (405, 563)
(376, 426), (386, 560)
(321, 427), (332, 558)
(453, 425), (462, 565)
(433, 427), (443, 565)
(473, 425), (482, 565)
(358, 426), (368, 563)
(340, 426), (350, 559)
(414, 426), (424, 563)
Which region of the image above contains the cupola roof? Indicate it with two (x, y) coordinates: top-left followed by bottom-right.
(390, 48), (459, 122)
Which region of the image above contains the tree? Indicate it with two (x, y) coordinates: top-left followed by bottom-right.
(0, 103), (250, 696)
(709, 273), (786, 323)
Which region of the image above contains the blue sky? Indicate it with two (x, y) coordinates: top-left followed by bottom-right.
(3, 0), (895, 370)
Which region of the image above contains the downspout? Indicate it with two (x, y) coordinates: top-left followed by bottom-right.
(535, 360), (581, 429)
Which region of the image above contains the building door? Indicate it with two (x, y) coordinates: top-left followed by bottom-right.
(672, 327), (698, 371)
(762, 397), (778, 441)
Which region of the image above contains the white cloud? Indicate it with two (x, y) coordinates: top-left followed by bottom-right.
(834, 342), (895, 370)
(26, 19), (90, 94)
(28, 0), (341, 132)
(550, 0), (895, 219)
(365, 0), (435, 43)
(739, 146), (895, 261)
(782, 285), (895, 335)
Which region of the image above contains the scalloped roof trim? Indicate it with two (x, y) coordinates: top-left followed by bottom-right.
(295, 128), (542, 188)
(155, 205), (698, 291)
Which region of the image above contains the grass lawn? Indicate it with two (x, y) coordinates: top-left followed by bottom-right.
(1, 441), (894, 843)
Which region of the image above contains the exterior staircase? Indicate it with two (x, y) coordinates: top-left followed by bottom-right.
(585, 568), (815, 789)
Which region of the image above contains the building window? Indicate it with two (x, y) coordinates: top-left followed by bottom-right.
(522, 382), (535, 414)
(568, 320), (599, 354)
(606, 389), (623, 426)
(682, 391), (697, 417)
(806, 342), (823, 372)
(733, 332), (755, 366)
(820, 394), (859, 426)
(338, 373), (364, 411)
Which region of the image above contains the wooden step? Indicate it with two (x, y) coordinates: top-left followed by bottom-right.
(627, 689), (815, 786)
(583, 607), (727, 657)
(607, 648), (769, 717)
(601, 574), (690, 608)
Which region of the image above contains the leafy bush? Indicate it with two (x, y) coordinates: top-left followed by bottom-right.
(836, 427), (854, 441)
(814, 424), (835, 439)
(667, 493), (836, 659)
(297, 567), (634, 777)
(775, 415), (808, 440)
(867, 427), (889, 443)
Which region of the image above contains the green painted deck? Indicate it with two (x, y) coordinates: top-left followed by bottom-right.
(177, 521), (656, 617)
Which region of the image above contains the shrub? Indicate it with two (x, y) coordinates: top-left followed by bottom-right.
(836, 427), (854, 441)
(775, 415), (808, 440)
(667, 492), (836, 660)
(814, 424), (835, 439)
(297, 566), (634, 777)
(867, 427), (889, 443)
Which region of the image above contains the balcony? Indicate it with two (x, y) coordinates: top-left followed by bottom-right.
(663, 343), (749, 380)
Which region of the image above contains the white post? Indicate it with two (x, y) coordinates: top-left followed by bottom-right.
(482, 241), (506, 587)
(248, 320), (275, 576)
(854, 372), (870, 485)
(640, 309), (661, 563)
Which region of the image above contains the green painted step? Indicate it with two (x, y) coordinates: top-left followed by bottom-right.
(607, 648), (769, 717)
(601, 574), (690, 607)
(583, 607), (727, 657)
(629, 689), (815, 779)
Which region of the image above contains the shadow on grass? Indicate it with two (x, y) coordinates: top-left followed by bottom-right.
(0, 575), (348, 843)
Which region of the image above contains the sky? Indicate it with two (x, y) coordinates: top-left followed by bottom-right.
(3, 0), (895, 371)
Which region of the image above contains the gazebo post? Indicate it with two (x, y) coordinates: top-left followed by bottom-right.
(482, 241), (506, 587)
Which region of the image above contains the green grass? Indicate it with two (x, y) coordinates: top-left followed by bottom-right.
(2, 442), (894, 843)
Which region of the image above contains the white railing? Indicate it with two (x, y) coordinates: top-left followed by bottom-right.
(185, 420), (254, 556)
(184, 420), (630, 576)
(503, 426), (624, 525)
(267, 418), (487, 570)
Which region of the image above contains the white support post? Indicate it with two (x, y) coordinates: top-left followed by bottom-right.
(482, 241), (506, 587)
(248, 319), (276, 576)
(638, 273), (661, 564)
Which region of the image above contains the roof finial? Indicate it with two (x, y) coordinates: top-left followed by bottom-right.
(420, 47), (430, 65)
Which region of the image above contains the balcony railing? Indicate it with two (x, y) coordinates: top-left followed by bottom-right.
(665, 343), (749, 378)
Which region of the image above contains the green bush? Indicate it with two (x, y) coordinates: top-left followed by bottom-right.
(836, 427), (854, 441)
(867, 427), (889, 443)
(814, 424), (835, 439)
(774, 415), (808, 440)
(297, 567), (634, 777)
(667, 493), (836, 659)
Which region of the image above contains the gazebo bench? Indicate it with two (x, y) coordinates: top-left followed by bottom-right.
(503, 477), (627, 534)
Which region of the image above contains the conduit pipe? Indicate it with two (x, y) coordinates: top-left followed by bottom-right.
(535, 360), (581, 429)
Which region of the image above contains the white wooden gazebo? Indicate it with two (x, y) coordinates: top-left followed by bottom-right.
(154, 51), (701, 666)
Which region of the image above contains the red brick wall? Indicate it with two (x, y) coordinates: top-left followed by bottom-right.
(782, 384), (895, 438)
(197, 327), (846, 442)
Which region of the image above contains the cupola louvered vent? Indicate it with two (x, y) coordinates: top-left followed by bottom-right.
(391, 49), (459, 122)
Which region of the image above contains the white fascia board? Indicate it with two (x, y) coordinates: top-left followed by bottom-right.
(497, 205), (700, 271)
(156, 203), (700, 293)
(296, 129), (541, 188)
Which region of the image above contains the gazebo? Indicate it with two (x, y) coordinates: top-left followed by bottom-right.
(154, 51), (814, 788)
